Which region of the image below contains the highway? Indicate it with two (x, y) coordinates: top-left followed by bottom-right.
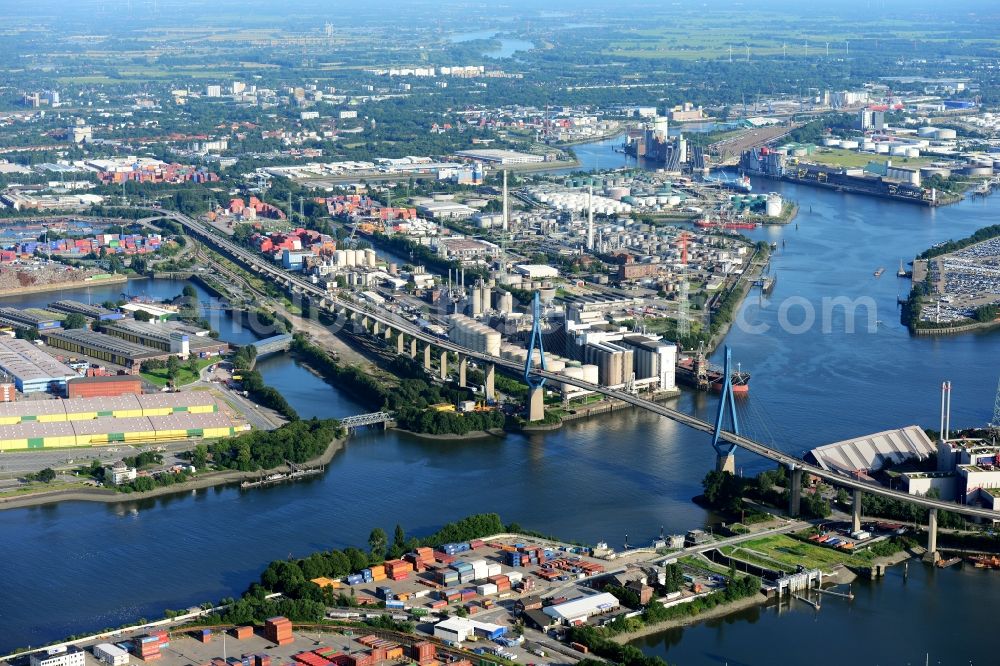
(151, 208), (1000, 523)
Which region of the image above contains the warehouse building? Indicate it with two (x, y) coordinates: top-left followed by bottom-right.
(48, 300), (123, 322)
(42, 329), (167, 372)
(454, 149), (545, 165)
(432, 617), (506, 643)
(542, 592), (620, 625)
(106, 320), (228, 357)
(119, 302), (177, 321)
(0, 411), (238, 450)
(0, 306), (63, 331)
(30, 647), (85, 666)
(0, 392), (220, 425)
(67, 375), (143, 399)
(93, 643), (130, 666)
(0, 337), (78, 395)
(0, 371), (15, 402)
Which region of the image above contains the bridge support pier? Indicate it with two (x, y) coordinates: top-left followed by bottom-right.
(485, 363), (495, 401)
(852, 489), (863, 534)
(372, 321), (380, 336)
(361, 315), (369, 329)
(424, 343), (432, 371)
(439, 351), (448, 381)
(925, 508), (939, 563)
(384, 326), (392, 342)
(716, 452), (735, 474)
(527, 386), (545, 422)
(788, 466), (802, 517)
(459, 356), (467, 388)
(396, 332), (405, 355)
(410, 338), (418, 359)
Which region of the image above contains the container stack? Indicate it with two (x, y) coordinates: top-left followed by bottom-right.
(383, 559), (413, 581)
(233, 626), (254, 640)
(368, 564), (387, 583)
(346, 573), (364, 586)
(254, 655), (272, 666)
(437, 568), (459, 586)
(433, 551), (456, 565)
(376, 585), (394, 600)
(476, 582), (498, 596)
(441, 542), (471, 556)
(460, 589), (476, 602)
(469, 559), (489, 581)
(264, 616), (293, 646)
(196, 629), (212, 643)
(361, 568), (374, 585)
(410, 641), (436, 665)
(132, 632), (168, 661)
(451, 561), (475, 583)
(488, 574), (511, 593)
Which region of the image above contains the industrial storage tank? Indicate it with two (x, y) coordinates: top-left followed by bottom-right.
(345, 249), (357, 267)
(934, 128), (957, 140)
(364, 248), (377, 266)
(606, 187), (630, 201)
(963, 165), (994, 177)
(765, 193), (783, 217)
(334, 250), (347, 267)
(861, 141), (876, 152)
(839, 140), (859, 150)
(823, 138), (842, 147)
(582, 365), (600, 385)
(917, 126), (938, 138)
(791, 147), (808, 157)
(904, 148), (920, 158)
(876, 144), (890, 154)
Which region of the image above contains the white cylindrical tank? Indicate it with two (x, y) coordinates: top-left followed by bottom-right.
(471, 288), (482, 317)
(876, 144), (890, 154)
(861, 141), (876, 152)
(345, 249), (357, 266)
(499, 291), (513, 314)
(890, 145), (908, 156)
(364, 248), (377, 266)
(905, 148), (920, 158)
(823, 138), (841, 147)
(334, 250), (347, 267)
(934, 128), (957, 140)
(582, 365), (600, 385)
(840, 140), (859, 150)
(765, 193), (782, 217)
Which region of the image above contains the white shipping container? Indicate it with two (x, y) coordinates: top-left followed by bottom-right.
(486, 563), (502, 577)
(476, 583), (498, 596)
(506, 571), (524, 584)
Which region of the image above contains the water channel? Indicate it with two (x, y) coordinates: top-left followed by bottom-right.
(3, 140), (1000, 661)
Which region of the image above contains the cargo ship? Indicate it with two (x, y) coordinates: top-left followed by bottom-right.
(675, 349), (750, 394)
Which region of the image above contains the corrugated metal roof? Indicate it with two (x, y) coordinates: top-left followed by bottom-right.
(137, 392), (217, 409)
(0, 420), (75, 439)
(809, 426), (935, 475)
(73, 416), (154, 435)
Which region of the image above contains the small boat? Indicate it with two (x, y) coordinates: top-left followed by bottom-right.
(897, 259), (908, 278)
(874, 267), (885, 277)
(969, 554), (1000, 569)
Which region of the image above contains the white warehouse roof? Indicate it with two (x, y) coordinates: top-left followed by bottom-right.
(808, 425), (936, 476)
(543, 592), (620, 621)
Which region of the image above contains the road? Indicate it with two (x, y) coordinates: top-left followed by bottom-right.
(148, 206), (1000, 523)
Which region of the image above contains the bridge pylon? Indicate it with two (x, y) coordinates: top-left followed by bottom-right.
(524, 291), (547, 422)
(711, 346), (740, 473)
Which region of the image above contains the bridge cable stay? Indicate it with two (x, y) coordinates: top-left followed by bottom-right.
(711, 346), (740, 473)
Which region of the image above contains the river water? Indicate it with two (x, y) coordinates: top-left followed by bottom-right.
(3, 143), (1000, 662)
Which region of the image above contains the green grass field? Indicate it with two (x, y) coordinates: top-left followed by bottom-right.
(805, 148), (936, 169)
(722, 534), (875, 573)
(141, 358), (215, 388)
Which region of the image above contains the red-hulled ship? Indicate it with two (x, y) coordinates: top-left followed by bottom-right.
(675, 349), (750, 394)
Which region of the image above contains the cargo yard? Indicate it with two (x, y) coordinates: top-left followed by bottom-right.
(911, 235), (1000, 326)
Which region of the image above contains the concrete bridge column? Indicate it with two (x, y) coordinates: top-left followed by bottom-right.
(852, 489), (863, 534)
(788, 466), (802, 517)
(716, 452), (735, 474)
(396, 332), (405, 355)
(361, 315), (370, 329)
(485, 363), (496, 401)
(527, 386), (545, 422)
(371, 321), (380, 336)
(926, 508), (939, 562)
(410, 338), (418, 359)
(439, 350), (449, 381)
(423, 343), (433, 371)
(384, 326), (393, 341)
(459, 356), (468, 388)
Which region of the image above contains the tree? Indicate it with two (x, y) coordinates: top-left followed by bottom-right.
(368, 527), (387, 560)
(182, 285), (198, 299)
(393, 523), (406, 551)
(192, 444), (208, 469)
(63, 313), (88, 330)
(166, 355), (181, 381)
(133, 309), (153, 322)
(36, 468), (56, 483)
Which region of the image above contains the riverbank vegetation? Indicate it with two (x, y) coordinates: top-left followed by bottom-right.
(699, 467), (831, 520)
(291, 335), (505, 435)
(209, 418), (342, 472)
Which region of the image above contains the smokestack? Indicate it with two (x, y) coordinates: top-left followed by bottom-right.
(502, 170), (509, 232)
(940, 381), (947, 441)
(461, 268), (465, 290)
(587, 182), (594, 251)
(945, 380), (952, 440)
